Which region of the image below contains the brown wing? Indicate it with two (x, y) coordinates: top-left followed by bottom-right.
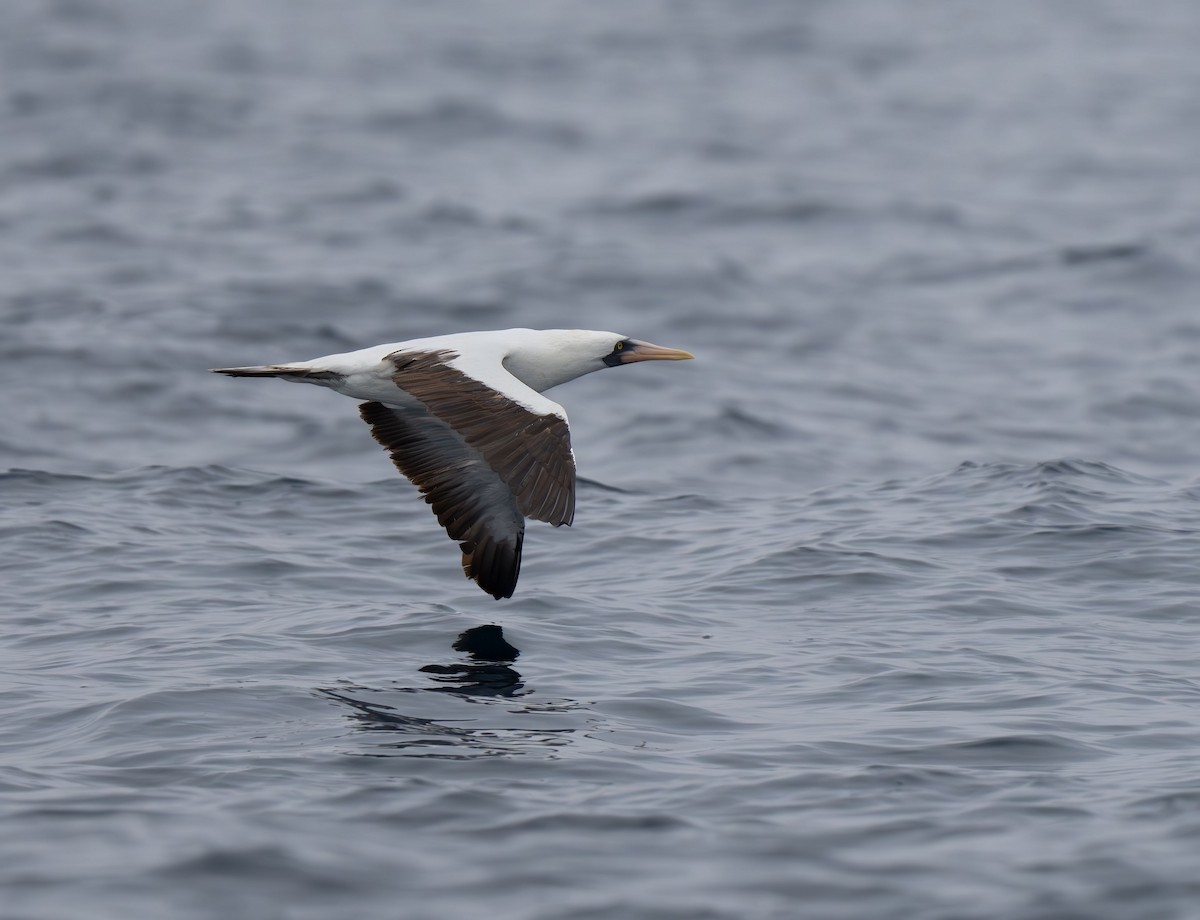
(387, 349), (576, 527)
(359, 400), (526, 599)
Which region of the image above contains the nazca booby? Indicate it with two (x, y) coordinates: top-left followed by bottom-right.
(212, 329), (693, 599)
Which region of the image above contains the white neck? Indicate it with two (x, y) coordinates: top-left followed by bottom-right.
(500, 329), (615, 393)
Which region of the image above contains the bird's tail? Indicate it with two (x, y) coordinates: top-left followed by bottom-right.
(211, 365), (291, 377)
(210, 365), (343, 384)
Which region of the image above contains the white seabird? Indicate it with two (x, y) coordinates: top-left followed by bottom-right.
(212, 328), (693, 599)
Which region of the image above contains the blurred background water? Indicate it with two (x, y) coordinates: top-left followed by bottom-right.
(4, 1), (1200, 918)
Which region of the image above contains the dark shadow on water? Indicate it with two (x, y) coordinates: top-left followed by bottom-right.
(419, 623), (524, 697)
(317, 625), (580, 759)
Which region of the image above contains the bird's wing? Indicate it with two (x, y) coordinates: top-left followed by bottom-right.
(359, 399), (526, 599)
(385, 348), (576, 527)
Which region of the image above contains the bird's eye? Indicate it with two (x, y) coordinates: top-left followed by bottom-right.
(615, 342), (624, 350)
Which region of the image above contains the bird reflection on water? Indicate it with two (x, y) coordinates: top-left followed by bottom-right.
(418, 624), (523, 696)
(319, 625), (579, 758)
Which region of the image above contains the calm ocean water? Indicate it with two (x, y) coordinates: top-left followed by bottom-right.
(5, 1), (1200, 918)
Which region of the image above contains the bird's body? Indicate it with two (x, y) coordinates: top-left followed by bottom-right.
(212, 328), (692, 599)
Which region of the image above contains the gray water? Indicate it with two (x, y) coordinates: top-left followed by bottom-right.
(5, 2), (1200, 918)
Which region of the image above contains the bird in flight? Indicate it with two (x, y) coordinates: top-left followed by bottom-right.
(212, 328), (693, 598)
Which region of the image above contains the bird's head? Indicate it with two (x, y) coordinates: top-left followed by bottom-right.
(599, 335), (695, 368)
(501, 329), (693, 392)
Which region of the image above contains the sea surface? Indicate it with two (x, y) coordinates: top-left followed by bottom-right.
(4, 2), (1200, 918)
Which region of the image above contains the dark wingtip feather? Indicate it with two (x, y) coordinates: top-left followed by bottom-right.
(463, 538), (519, 600)
(364, 398), (525, 598)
